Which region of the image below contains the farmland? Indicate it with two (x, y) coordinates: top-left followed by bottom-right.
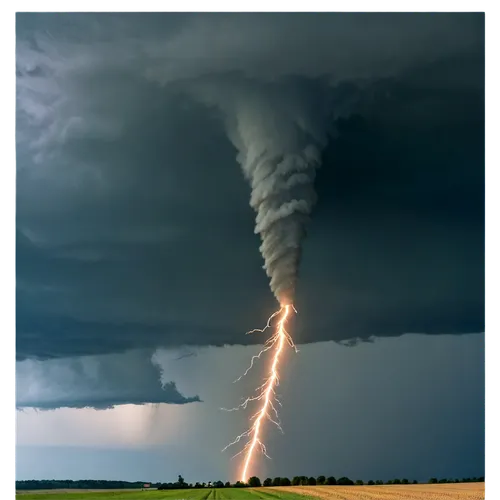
(15, 488), (312, 500)
(16, 483), (485, 500)
(273, 483), (486, 499)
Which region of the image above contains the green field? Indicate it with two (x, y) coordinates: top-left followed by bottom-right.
(16, 489), (312, 500)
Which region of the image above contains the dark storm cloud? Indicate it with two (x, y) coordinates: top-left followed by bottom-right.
(17, 13), (484, 361)
(16, 349), (200, 410)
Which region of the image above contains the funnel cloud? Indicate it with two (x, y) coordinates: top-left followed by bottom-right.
(191, 80), (332, 303)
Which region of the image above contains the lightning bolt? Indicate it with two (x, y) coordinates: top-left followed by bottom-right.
(222, 304), (298, 482)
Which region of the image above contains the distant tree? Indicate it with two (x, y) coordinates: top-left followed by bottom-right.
(263, 478), (273, 487)
(225, 482), (231, 488)
(393, 479), (401, 485)
(438, 479), (448, 483)
(413, 480), (418, 484)
(300, 477), (309, 486)
(375, 480), (383, 485)
(280, 477), (291, 486)
(429, 478), (438, 484)
(402, 479), (409, 484)
(292, 477), (301, 486)
(317, 476), (326, 485)
(178, 476), (186, 487)
(337, 477), (354, 486)
(214, 481), (224, 488)
(307, 477), (317, 486)
(386, 480), (393, 485)
(272, 477), (282, 487)
(194, 483), (202, 489)
(326, 477), (337, 485)
(248, 477), (261, 488)
(355, 480), (364, 486)
(202, 483), (206, 488)
(234, 481), (247, 488)
(368, 480), (375, 486)
(479, 477), (485, 482)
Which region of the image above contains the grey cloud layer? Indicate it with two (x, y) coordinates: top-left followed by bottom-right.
(16, 349), (200, 409)
(17, 13), (484, 360)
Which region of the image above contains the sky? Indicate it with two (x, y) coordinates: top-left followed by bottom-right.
(16, 12), (484, 482)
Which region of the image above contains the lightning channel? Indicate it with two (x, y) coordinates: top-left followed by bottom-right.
(222, 304), (297, 482)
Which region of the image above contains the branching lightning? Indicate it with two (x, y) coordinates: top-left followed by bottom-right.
(222, 304), (298, 482)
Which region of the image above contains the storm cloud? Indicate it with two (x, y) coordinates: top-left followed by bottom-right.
(16, 349), (200, 410)
(17, 13), (484, 363)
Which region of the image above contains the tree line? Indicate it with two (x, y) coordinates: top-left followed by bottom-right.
(16, 480), (153, 490)
(156, 474), (485, 489)
(16, 475), (485, 491)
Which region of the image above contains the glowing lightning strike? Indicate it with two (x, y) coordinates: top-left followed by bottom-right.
(222, 304), (298, 482)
